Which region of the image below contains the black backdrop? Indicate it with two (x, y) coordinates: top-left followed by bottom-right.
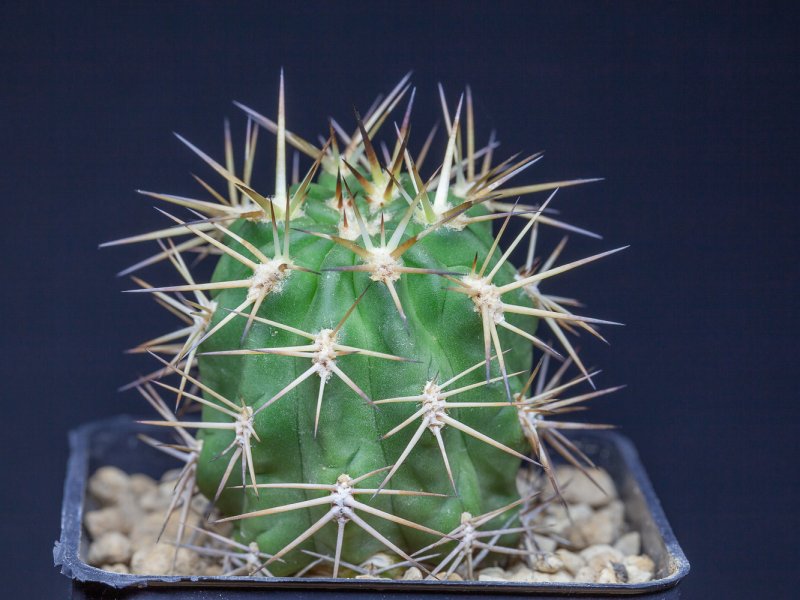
(1, 2), (798, 598)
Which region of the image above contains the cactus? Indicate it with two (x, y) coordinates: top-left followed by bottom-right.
(107, 72), (623, 578)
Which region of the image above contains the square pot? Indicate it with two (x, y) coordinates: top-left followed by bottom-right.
(55, 415), (689, 598)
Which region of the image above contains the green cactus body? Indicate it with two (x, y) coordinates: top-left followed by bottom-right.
(114, 75), (620, 579)
(196, 178), (535, 574)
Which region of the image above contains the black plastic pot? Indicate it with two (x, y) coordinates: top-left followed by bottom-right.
(56, 416), (689, 599)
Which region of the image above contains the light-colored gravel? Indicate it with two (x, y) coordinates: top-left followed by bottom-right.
(87, 532), (132, 565)
(84, 464), (656, 584)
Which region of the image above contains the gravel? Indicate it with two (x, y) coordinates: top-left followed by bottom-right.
(84, 464), (656, 584)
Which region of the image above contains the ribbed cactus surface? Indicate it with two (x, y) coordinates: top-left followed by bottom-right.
(110, 73), (622, 578)
(197, 185), (534, 574)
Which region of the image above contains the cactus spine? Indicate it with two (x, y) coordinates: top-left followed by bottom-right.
(109, 72), (623, 577)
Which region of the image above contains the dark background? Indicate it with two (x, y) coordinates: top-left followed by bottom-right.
(1, 1), (797, 597)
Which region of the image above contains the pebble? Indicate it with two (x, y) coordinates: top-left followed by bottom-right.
(532, 553), (563, 574)
(574, 565), (598, 583)
(565, 547), (655, 584)
(128, 509), (201, 552)
(570, 544), (630, 583)
(85, 506), (126, 537)
(402, 567), (423, 580)
(511, 565), (571, 583)
(597, 563), (627, 584)
(139, 488), (170, 512)
(531, 533), (558, 553)
(128, 512), (164, 552)
(551, 466), (617, 507)
(202, 563), (224, 576)
(580, 544), (625, 569)
(614, 531), (641, 556)
(88, 532), (132, 566)
(550, 570), (573, 583)
(130, 543), (200, 576)
(88, 466), (129, 506)
(555, 549), (585, 576)
(160, 468), (184, 484)
(128, 474), (158, 497)
(568, 502), (595, 521)
(546, 502), (592, 537)
(624, 555), (655, 583)
(568, 500), (624, 546)
(478, 567), (507, 582)
(509, 565), (536, 582)
(119, 496), (145, 525)
(511, 562), (574, 583)
(158, 480), (179, 499)
(362, 553), (395, 572)
(604, 500), (625, 528)
(139, 479), (179, 512)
